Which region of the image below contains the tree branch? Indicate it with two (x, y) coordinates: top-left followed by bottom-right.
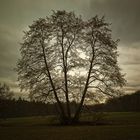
(40, 37), (65, 118)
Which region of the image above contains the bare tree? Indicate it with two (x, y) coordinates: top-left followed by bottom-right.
(0, 83), (13, 100)
(16, 11), (126, 124)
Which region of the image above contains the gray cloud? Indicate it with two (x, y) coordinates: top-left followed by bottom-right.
(88, 0), (140, 93)
(0, 25), (20, 80)
(0, 0), (91, 97)
(0, 0), (140, 96)
(89, 0), (140, 44)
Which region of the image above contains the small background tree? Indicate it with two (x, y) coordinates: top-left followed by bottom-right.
(0, 83), (13, 100)
(16, 10), (126, 124)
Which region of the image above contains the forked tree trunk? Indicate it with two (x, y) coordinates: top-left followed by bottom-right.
(41, 39), (66, 121)
(61, 29), (71, 120)
(73, 46), (95, 123)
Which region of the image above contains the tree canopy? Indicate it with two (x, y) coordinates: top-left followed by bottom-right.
(16, 10), (126, 124)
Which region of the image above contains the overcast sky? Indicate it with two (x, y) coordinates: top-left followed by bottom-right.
(0, 0), (140, 97)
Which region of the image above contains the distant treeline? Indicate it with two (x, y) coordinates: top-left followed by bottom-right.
(0, 98), (56, 118)
(91, 90), (140, 112)
(0, 98), (78, 118)
(0, 90), (140, 118)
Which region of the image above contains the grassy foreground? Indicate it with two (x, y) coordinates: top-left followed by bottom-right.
(0, 112), (140, 140)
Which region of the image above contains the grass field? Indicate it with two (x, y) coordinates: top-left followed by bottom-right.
(0, 112), (140, 140)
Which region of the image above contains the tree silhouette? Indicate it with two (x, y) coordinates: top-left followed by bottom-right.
(0, 83), (13, 100)
(16, 10), (126, 124)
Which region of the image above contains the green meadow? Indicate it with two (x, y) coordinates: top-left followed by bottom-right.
(0, 112), (140, 140)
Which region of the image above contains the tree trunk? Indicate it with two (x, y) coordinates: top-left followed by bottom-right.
(41, 39), (66, 120)
(73, 47), (95, 122)
(61, 29), (71, 119)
